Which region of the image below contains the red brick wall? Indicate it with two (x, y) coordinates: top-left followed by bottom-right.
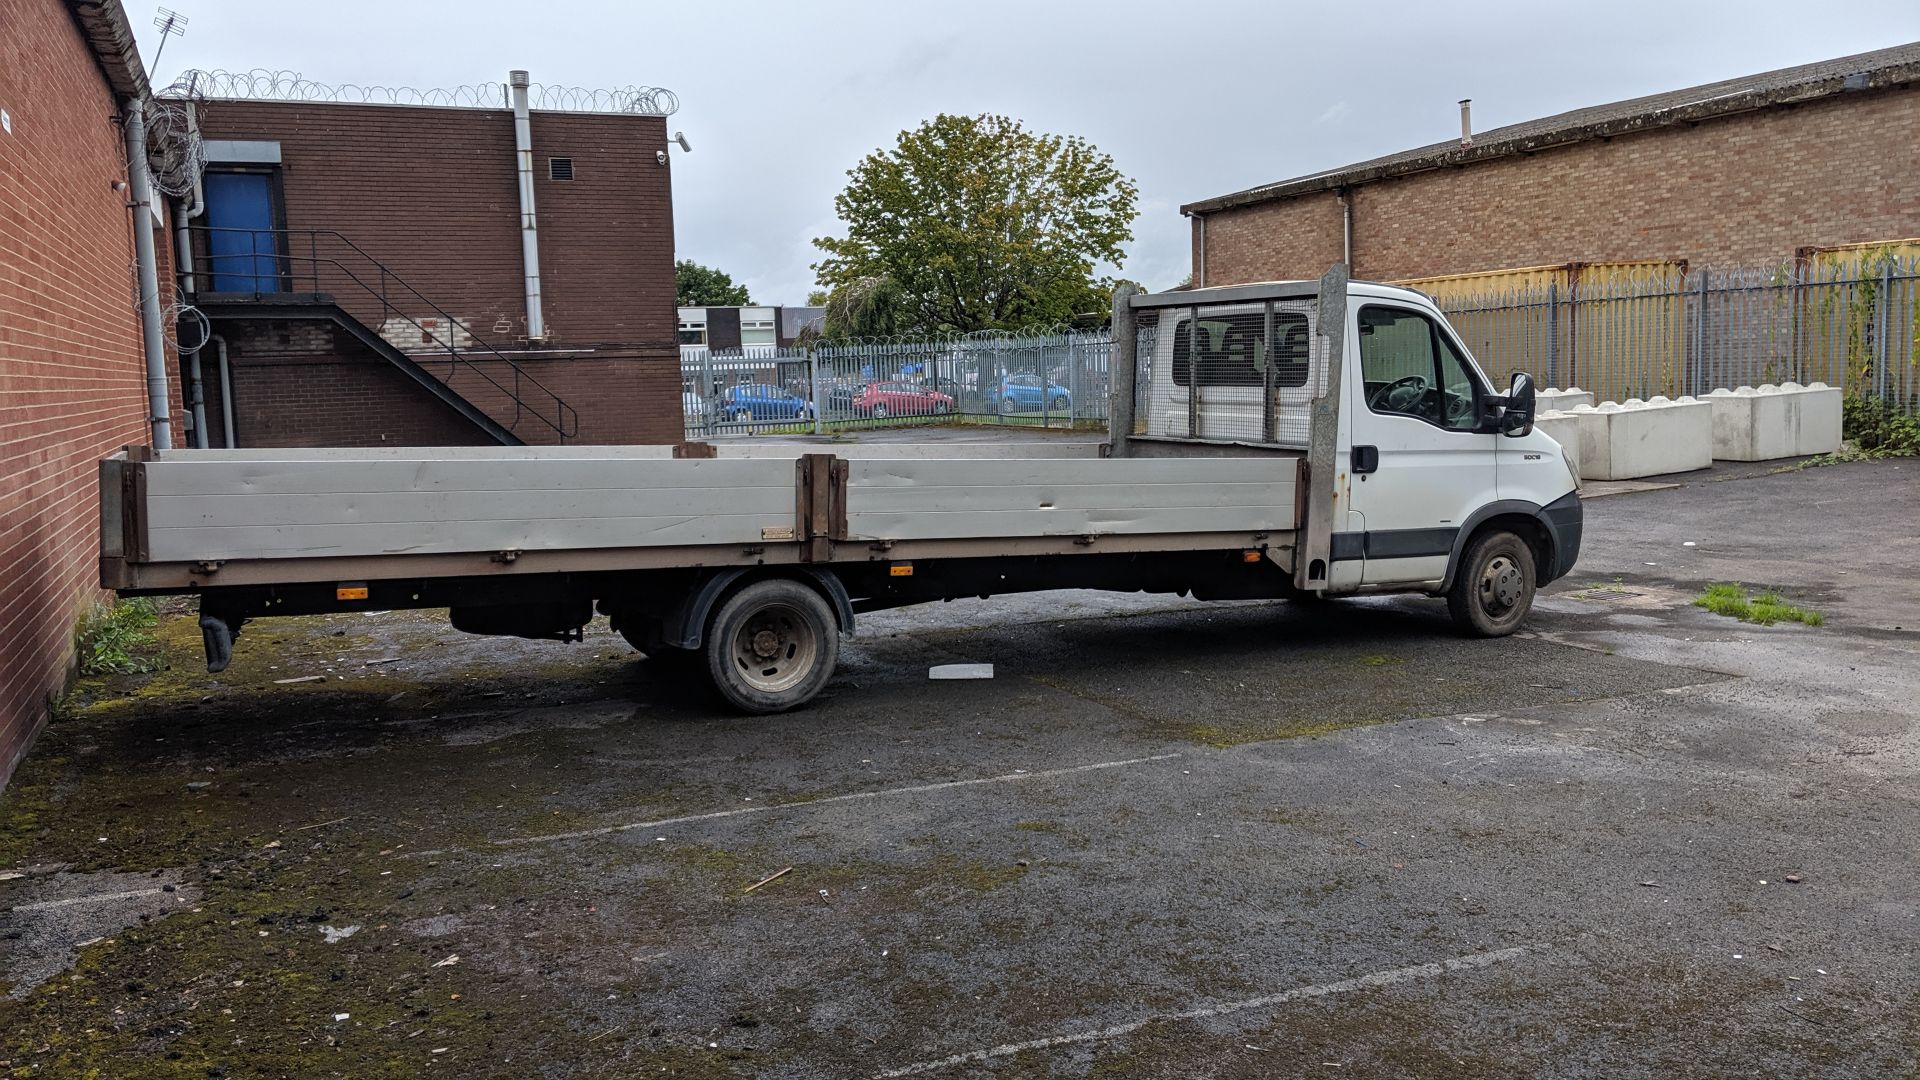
(0, 0), (156, 786)
(216, 320), (492, 447)
(210, 318), (683, 446)
(1198, 86), (1920, 284)
(191, 99), (682, 445)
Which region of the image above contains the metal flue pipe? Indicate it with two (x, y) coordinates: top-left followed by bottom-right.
(1459, 99), (1474, 148)
(510, 70), (547, 342)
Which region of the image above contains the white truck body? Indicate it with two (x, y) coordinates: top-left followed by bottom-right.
(101, 271), (1582, 712)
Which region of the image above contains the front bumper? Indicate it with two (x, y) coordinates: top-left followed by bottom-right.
(1540, 490), (1584, 583)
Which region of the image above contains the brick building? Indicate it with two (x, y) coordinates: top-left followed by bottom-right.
(172, 71), (684, 447)
(0, 0), (176, 787)
(1183, 43), (1920, 287)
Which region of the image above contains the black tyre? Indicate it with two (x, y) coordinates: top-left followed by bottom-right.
(1446, 529), (1536, 637)
(871, 403), (889, 419)
(1050, 396), (1070, 412)
(705, 579), (839, 713)
(998, 396), (1016, 414)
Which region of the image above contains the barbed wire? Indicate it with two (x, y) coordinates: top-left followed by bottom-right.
(142, 97), (204, 198)
(163, 69), (678, 116)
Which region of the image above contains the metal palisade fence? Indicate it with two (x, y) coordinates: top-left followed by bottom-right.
(1434, 254), (1920, 410)
(680, 257), (1918, 440)
(680, 331), (1112, 438)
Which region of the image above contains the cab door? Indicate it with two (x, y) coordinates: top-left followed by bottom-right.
(1343, 303), (1498, 586)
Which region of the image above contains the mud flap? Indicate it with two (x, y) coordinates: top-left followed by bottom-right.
(199, 613), (240, 673)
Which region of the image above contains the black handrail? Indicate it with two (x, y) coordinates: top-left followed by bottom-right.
(188, 226), (579, 440)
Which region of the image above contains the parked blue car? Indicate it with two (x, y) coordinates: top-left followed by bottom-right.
(986, 373), (1072, 414)
(720, 383), (813, 423)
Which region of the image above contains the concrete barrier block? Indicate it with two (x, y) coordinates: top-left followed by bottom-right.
(1534, 409), (1582, 480)
(1705, 386), (1788, 461)
(1790, 381), (1843, 456)
(1704, 382), (1844, 460)
(1573, 397), (1712, 479)
(1537, 386), (1595, 411)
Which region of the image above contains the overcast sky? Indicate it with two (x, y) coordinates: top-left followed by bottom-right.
(135, 1), (1919, 304)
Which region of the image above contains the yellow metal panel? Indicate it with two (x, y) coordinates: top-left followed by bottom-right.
(1799, 240), (1920, 391)
(1570, 261), (1687, 402)
(1394, 264), (1571, 305)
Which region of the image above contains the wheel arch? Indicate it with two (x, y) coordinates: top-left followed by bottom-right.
(1439, 501), (1555, 593)
(661, 567), (854, 650)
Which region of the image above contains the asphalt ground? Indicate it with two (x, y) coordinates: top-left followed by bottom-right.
(1, 458), (1915, 1078)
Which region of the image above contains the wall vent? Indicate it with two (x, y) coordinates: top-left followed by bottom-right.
(548, 157), (574, 181)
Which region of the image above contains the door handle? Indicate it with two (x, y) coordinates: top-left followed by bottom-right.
(1352, 445), (1379, 474)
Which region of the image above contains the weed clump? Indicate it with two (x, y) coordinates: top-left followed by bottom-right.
(74, 597), (162, 675)
(1694, 583), (1824, 627)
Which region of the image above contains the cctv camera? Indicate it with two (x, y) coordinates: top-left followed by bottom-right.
(673, 131), (692, 153)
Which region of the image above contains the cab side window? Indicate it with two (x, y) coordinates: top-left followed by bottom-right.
(1357, 306), (1481, 431)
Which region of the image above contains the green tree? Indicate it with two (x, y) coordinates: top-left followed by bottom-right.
(813, 114), (1137, 335)
(821, 276), (910, 339)
(804, 288), (830, 306)
(675, 259), (751, 306)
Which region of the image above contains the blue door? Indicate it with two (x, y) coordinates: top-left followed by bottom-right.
(203, 171), (281, 292)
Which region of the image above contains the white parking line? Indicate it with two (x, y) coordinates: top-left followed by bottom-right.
(489, 753), (1184, 849)
(10, 888), (167, 912)
(873, 944), (1537, 1077)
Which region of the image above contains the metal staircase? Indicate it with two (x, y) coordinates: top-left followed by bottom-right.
(188, 228), (579, 444)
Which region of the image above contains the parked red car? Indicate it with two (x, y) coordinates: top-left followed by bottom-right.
(854, 381), (954, 418)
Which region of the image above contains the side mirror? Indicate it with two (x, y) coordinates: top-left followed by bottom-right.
(1501, 372), (1536, 436)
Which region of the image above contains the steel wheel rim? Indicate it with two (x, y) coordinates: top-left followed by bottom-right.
(1478, 554), (1523, 614)
(731, 602), (818, 694)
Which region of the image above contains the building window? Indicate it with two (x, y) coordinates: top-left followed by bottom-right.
(677, 306), (707, 347)
(740, 319), (776, 347)
(740, 307), (777, 348)
(548, 157), (574, 181)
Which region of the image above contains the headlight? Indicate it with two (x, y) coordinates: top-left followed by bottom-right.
(1560, 443), (1582, 493)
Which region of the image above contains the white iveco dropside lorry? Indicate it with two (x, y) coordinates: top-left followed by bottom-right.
(100, 268), (1582, 713)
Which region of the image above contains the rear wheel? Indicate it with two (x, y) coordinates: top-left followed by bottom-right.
(1447, 529), (1536, 637)
(733, 408), (753, 424)
(705, 579), (839, 713)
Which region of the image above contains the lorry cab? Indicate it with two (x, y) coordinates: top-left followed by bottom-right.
(1131, 275), (1581, 622)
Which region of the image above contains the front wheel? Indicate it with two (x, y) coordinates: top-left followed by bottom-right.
(1446, 529), (1537, 637)
(1049, 396), (1070, 413)
(706, 579), (839, 713)
(998, 396), (1015, 414)
(733, 408), (754, 424)
(871, 403), (889, 419)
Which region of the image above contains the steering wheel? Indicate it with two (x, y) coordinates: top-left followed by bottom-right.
(1369, 374), (1429, 413)
(1443, 392), (1475, 424)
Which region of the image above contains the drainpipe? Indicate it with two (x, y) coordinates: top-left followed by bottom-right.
(174, 201), (210, 447)
(214, 334), (236, 447)
(1339, 189), (1353, 268)
(510, 70), (547, 342)
(173, 103), (211, 446)
(124, 97), (173, 450)
(1195, 213), (1206, 288)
